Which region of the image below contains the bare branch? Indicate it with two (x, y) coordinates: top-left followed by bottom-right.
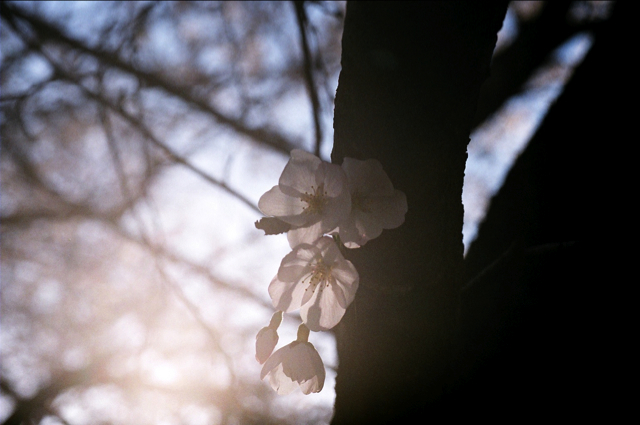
(108, 220), (271, 310)
(294, 1), (323, 157)
(5, 18), (262, 215)
(1, 3), (298, 154)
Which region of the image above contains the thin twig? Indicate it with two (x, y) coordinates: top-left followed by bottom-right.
(108, 220), (271, 310)
(1, 3), (298, 154)
(294, 1), (323, 157)
(43, 49), (261, 214)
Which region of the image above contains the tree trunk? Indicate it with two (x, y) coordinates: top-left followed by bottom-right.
(331, 3), (507, 423)
(459, 2), (631, 419)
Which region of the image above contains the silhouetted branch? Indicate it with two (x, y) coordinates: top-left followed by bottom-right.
(152, 255), (240, 390)
(294, 1), (323, 157)
(473, 1), (589, 129)
(108, 220), (271, 310)
(1, 3), (298, 154)
(7, 22), (262, 215)
(0, 134), (145, 227)
(1, 365), (102, 425)
(100, 105), (134, 205)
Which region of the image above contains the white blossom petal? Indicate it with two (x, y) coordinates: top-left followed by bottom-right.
(321, 161), (351, 198)
(320, 192), (350, 233)
(268, 363), (298, 395)
(329, 276), (348, 309)
(343, 157), (394, 196)
(255, 312), (282, 364)
(258, 185), (308, 226)
(365, 190), (408, 229)
(330, 260), (359, 307)
(255, 327), (278, 364)
(279, 150), (322, 194)
(269, 273), (308, 313)
(300, 261), (359, 331)
(331, 219), (365, 249)
(261, 340), (325, 395)
(300, 277), (316, 307)
(348, 208), (384, 245)
(301, 284), (346, 331)
(269, 244), (318, 312)
(295, 342), (325, 394)
(338, 157), (407, 247)
(286, 221), (324, 247)
(318, 236), (342, 264)
(270, 237), (359, 331)
(277, 244), (317, 281)
(261, 347), (297, 395)
(257, 150), (351, 247)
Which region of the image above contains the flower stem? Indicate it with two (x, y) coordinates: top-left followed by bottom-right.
(269, 311), (283, 329)
(296, 323), (310, 342)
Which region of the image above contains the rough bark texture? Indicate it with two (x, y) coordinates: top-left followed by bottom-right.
(331, 3), (507, 423)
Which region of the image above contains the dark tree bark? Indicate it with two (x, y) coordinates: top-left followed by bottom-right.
(457, 2), (631, 419)
(331, 3), (508, 423)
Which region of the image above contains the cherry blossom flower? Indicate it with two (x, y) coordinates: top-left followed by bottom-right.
(335, 157), (408, 248)
(261, 324), (325, 395)
(258, 149), (351, 247)
(255, 311), (283, 364)
(269, 236), (359, 331)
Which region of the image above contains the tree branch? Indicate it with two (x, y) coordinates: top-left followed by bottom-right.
(294, 1), (323, 157)
(1, 3), (298, 154)
(17, 33), (262, 215)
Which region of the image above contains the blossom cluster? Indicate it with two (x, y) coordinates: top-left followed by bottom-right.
(255, 149), (407, 394)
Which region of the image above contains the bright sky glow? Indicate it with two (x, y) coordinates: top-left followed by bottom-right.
(463, 31), (593, 252)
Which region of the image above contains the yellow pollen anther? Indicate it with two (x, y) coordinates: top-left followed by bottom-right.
(300, 184), (328, 214)
(304, 259), (332, 293)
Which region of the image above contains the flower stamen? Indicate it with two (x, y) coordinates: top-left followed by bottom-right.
(304, 258), (332, 293)
(300, 184), (329, 215)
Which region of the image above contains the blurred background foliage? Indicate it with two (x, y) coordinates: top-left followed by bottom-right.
(0, 1), (612, 424)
